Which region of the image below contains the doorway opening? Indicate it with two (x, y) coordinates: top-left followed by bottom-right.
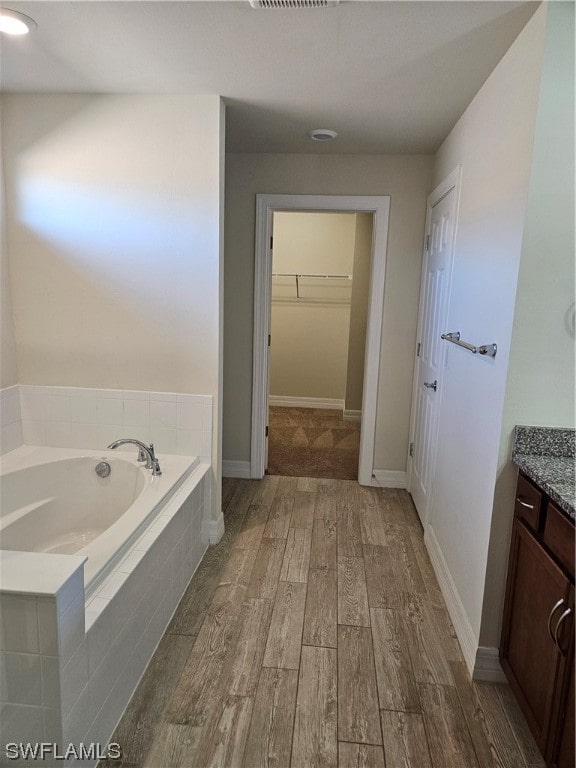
(251, 194), (391, 485)
(268, 210), (371, 479)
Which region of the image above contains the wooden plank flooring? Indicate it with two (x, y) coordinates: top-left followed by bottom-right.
(100, 477), (545, 768)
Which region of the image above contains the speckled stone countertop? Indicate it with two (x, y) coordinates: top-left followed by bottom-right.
(512, 426), (575, 521)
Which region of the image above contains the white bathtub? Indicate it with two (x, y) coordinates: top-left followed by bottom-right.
(0, 444), (212, 765)
(0, 445), (199, 593)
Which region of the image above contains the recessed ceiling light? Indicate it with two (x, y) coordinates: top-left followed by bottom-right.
(0, 8), (37, 35)
(309, 129), (338, 142)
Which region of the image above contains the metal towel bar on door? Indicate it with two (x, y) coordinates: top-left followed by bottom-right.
(441, 331), (497, 358)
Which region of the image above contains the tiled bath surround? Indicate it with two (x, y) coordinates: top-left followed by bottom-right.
(0, 385), (212, 460)
(0, 461), (211, 768)
(0, 385), (214, 765)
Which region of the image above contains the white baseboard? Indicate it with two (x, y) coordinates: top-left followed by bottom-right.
(423, 524), (478, 677)
(222, 460), (252, 479)
(343, 409), (362, 421)
(372, 470), (407, 489)
(201, 512), (225, 545)
(473, 647), (506, 682)
(269, 395), (345, 410)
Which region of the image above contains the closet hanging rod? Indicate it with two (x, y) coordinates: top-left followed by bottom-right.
(441, 331), (497, 358)
(272, 272), (352, 279)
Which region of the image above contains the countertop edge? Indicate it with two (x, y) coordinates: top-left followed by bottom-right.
(513, 456), (575, 521)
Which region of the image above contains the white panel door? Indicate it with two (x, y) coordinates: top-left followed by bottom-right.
(410, 173), (460, 526)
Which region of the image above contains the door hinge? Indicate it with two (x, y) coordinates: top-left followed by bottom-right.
(268, 334), (271, 347)
(417, 342), (421, 357)
(425, 235), (430, 251)
(266, 426), (269, 437)
(409, 442), (414, 457)
(270, 235), (274, 250)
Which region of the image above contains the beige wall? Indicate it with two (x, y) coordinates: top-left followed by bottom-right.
(270, 212), (355, 401)
(481, 1), (575, 649)
(345, 213), (373, 412)
(270, 303), (351, 400)
(428, 6), (547, 651)
(272, 211), (356, 275)
(0, 155), (18, 388)
(223, 153), (434, 466)
(2, 94), (225, 518)
(2, 95), (222, 394)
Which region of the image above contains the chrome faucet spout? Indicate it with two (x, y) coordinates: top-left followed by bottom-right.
(107, 439), (162, 476)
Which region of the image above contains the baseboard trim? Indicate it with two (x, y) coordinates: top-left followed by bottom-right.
(372, 470), (407, 489)
(222, 460), (252, 479)
(473, 647), (506, 682)
(269, 396), (345, 410)
(343, 409), (362, 422)
(424, 524), (478, 676)
(201, 512), (225, 545)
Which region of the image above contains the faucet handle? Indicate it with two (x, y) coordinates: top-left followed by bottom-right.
(136, 447), (148, 463)
(148, 443), (156, 460)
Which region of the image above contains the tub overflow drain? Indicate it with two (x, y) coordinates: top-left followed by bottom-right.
(95, 461), (111, 478)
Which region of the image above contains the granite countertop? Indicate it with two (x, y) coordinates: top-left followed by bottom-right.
(512, 426), (575, 521)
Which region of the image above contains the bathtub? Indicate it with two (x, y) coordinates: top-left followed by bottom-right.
(0, 444), (212, 765)
(0, 445), (199, 595)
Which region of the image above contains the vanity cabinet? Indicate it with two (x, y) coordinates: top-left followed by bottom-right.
(500, 471), (575, 767)
(554, 644), (574, 768)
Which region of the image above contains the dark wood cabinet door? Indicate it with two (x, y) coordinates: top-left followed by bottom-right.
(554, 655), (574, 768)
(552, 585), (574, 768)
(501, 519), (571, 753)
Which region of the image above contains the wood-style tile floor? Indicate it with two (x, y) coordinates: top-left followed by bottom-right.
(101, 477), (545, 768)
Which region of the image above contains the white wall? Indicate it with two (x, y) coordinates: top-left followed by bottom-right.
(270, 212), (355, 402)
(481, 0), (575, 649)
(0, 158), (18, 388)
(427, 5), (547, 658)
(223, 153), (433, 468)
(1, 94), (225, 520)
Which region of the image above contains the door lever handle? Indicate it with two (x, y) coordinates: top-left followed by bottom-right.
(423, 380), (437, 391)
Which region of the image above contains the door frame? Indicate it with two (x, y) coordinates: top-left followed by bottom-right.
(407, 166), (462, 525)
(251, 194), (390, 485)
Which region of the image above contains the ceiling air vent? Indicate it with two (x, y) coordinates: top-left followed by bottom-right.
(249, 1), (340, 8)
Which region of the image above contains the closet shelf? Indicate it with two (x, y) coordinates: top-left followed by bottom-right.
(272, 273), (352, 303)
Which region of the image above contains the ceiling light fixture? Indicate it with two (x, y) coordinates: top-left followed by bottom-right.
(309, 129), (338, 142)
(0, 8), (36, 35)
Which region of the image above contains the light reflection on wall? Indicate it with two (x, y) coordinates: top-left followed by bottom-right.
(4, 94), (222, 392)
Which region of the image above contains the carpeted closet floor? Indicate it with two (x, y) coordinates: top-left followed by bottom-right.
(266, 407), (360, 480)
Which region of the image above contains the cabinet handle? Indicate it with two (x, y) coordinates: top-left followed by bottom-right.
(553, 607), (573, 654)
(516, 497), (535, 510)
(547, 598), (565, 643)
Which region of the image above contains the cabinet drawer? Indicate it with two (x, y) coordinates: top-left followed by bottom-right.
(515, 473), (542, 531)
(543, 502), (575, 579)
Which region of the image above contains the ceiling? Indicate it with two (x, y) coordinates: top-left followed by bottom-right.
(0, 0), (540, 154)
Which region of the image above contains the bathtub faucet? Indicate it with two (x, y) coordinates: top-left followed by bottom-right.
(107, 439), (162, 476)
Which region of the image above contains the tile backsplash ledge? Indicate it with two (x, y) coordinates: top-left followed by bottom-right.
(0, 385), (212, 460)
